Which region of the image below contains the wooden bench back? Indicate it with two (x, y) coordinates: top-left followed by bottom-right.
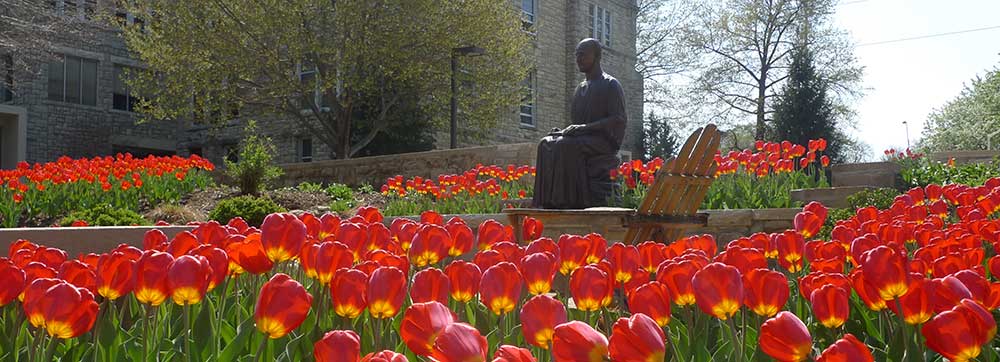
(622, 124), (721, 244)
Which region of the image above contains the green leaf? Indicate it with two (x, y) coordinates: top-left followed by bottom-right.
(219, 318), (256, 362)
(194, 301), (215, 360)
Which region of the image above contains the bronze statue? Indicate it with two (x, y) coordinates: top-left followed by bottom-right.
(532, 38), (628, 209)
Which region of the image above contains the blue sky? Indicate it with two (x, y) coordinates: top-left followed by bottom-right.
(833, 0), (1000, 158)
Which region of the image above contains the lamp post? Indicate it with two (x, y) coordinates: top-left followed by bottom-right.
(902, 121), (910, 150)
(451, 46), (486, 149)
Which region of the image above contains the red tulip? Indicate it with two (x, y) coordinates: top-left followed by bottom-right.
(692, 262), (743, 319)
(794, 211), (823, 239)
(58, 260), (97, 295)
(558, 235), (590, 275)
(480, 262), (523, 315)
(627, 281), (672, 327)
(775, 231), (805, 273)
(570, 265), (613, 312)
(337, 222), (369, 258)
(411, 268), (451, 304)
(493, 345), (536, 362)
(816, 334), (874, 362)
(430, 322), (488, 362)
(410, 225), (450, 268)
(255, 273), (313, 339)
(637, 241), (666, 273)
(743, 268), (788, 317)
(608, 313), (666, 362)
(520, 252), (557, 295)
(445, 222), (474, 257)
(656, 259), (699, 306)
(889, 277), (933, 324)
(313, 242), (354, 286)
(143, 230), (168, 250)
(0, 263), (25, 306)
(474, 250), (506, 272)
(167, 255), (212, 305)
(226, 233), (274, 275)
(314, 330), (361, 362)
(400, 301), (457, 356)
(850, 269), (887, 311)
(188, 245), (227, 291)
(361, 351), (409, 362)
(133, 250), (175, 306)
(551, 321), (609, 362)
(759, 311), (813, 362)
(478, 219), (509, 250)
(522, 217), (544, 241)
(520, 294), (568, 349)
(367, 266), (406, 319)
(810, 285), (849, 328)
(167, 231), (199, 257)
(331, 268), (368, 319)
(922, 299), (997, 362)
(445, 260), (481, 303)
(421, 210), (444, 225)
(260, 213), (307, 263)
(22, 279), (99, 338)
(860, 246), (910, 300)
(606, 243), (641, 285)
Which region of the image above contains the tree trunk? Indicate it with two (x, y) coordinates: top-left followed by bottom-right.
(756, 67), (769, 140)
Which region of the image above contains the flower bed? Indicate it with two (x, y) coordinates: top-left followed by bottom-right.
(0, 154), (215, 227)
(380, 164), (534, 216)
(2, 176), (1000, 361)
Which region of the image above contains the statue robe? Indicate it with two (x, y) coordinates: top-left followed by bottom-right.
(532, 72), (628, 209)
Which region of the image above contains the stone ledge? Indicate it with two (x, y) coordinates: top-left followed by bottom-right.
(0, 226), (196, 258)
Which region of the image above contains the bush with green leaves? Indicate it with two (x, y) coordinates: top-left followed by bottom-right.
(60, 204), (150, 226)
(224, 121), (284, 195)
(295, 181), (325, 193)
(208, 195), (286, 226)
(899, 156), (1000, 188)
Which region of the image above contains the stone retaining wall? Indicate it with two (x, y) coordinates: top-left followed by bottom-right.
(930, 151), (1000, 165)
(278, 143), (537, 187)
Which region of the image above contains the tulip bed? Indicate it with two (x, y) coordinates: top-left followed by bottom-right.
(0, 154), (215, 227)
(380, 164), (535, 216)
(3, 177), (1000, 361)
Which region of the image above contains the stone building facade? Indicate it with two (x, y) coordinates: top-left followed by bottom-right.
(1, 1), (642, 168)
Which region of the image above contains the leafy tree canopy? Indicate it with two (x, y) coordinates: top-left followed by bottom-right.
(919, 66), (1000, 152)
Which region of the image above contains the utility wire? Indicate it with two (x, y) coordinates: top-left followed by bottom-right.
(857, 24), (1000, 47)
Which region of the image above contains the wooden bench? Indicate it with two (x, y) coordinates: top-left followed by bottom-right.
(505, 124), (721, 244)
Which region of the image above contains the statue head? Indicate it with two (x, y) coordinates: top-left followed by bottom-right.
(575, 38), (602, 73)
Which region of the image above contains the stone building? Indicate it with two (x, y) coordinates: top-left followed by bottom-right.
(0, 1), (642, 168)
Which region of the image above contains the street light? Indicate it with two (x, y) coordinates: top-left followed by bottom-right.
(451, 45), (486, 149)
(902, 121), (910, 150)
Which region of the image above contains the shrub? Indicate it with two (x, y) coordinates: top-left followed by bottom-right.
(897, 154), (1000, 188)
(326, 183), (353, 201)
(60, 204), (150, 226)
(146, 204), (205, 225)
(845, 187), (900, 211)
(209, 195), (286, 226)
(296, 182), (325, 193)
(224, 121), (284, 195)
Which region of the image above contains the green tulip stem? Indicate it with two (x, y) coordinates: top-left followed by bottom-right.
(183, 303), (193, 362)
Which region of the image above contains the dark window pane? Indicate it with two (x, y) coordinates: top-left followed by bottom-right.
(114, 94), (129, 110)
(81, 59), (97, 106)
(48, 61), (64, 101)
(521, 114), (533, 125)
(113, 65), (128, 110)
(301, 138), (312, 162)
(65, 56), (81, 104)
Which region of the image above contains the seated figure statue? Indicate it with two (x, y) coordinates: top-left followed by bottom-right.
(532, 38), (628, 209)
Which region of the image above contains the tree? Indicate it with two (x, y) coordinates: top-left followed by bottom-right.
(771, 43), (840, 160)
(676, 0), (862, 138)
(120, 1), (531, 159)
(0, 1), (95, 91)
(643, 112), (680, 160)
(920, 66), (1000, 151)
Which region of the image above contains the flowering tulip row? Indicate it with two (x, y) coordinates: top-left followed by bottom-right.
(0, 154), (214, 227)
(380, 164), (535, 216)
(3, 176), (1000, 361)
(702, 138), (831, 209)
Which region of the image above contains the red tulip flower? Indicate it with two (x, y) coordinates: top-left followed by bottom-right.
(22, 279), (99, 338)
(627, 281), (672, 327)
(606, 243), (641, 285)
(314, 330), (361, 362)
(362, 351), (409, 362)
(810, 285), (849, 329)
(816, 334), (874, 362)
(743, 268), (788, 317)
(520, 252), (557, 295)
(493, 345), (536, 362)
(134, 250), (175, 306)
(608, 313), (666, 362)
(167, 255), (213, 305)
(410, 225), (450, 268)
(478, 219), (508, 250)
(430, 322), (489, 362)
(421, 210), (444, 225)
(759, 311), (813, 362)
(0, 263), (25, 306)
(480, 262), (523, 315)
(367, 266), (407, 319)
(331, 268), (368, 319)
(637, 241), (666, 273)
(656, 259), (699, 306)
(558, 235), (590, 275)
(794, 211), (823, 239)
(411, 268), (451, 304)
(922, 299), (997, 362)
(775, 231), (805, 273)
(692, 262), (743, 320)
(255, 273), (312, 339)
(889, 277), (934, 324)
(226, 233), (274, 275)
(860, 246), (910, 300)
(143, 230), (168, 251)
(400, 301), (457, 356)
(260, 213), (307, 263)
(445, 260), (481, 303)
(188, 245), (228, 292)
(570, 265), (613, 312)
(313, 241), (354, 286)
(58, 260), (97, 295)
(520, 294), (568, 349)
(445, 222), (474, 257)
(552, 321), (609, 362)
(356, 206), (384, 224)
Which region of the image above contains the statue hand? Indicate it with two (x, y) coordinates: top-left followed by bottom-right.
(562, 124), (585, 136)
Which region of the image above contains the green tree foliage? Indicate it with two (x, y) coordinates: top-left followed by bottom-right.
(771, 44), (841, 161)
(119, 0), (531, 159)
(224, 122), (283, 196)
(920, 66), (1000, 151)
(643, 112), (679, 160)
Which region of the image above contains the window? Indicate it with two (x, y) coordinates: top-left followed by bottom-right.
(520, 71), (535, 126)
(521, 0), (535, 24)
(48, 55), (98, 106)
(588, 4), (612, 47)
(113, 65), (141, 112)
(299, 137), (313, 162)
(298, 63), (329, 111)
